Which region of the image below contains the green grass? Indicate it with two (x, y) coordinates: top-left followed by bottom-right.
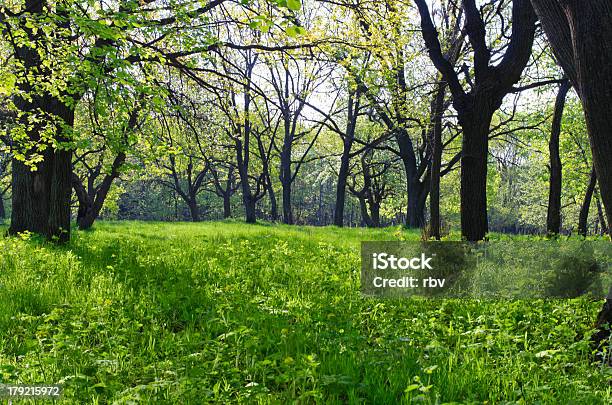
(0, 221), (610, 403)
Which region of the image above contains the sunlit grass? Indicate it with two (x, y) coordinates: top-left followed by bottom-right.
(0, 221), (610, 403)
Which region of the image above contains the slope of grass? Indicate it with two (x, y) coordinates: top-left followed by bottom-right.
(0, 221), (610, 403)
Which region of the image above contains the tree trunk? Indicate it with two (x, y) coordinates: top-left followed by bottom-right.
(280, 111), (294, 225)
(547, 79), (571, 235)
(244, 197), (256, 224)
(281, 172), (293, 225)
(11, 143), (73, 243)
(406, 176), (425, 228)
(223, 194), (232, 219)
(0, 194), (5, 220)
(429, 83), (447, 240)
(578, 167), (597, 237)
(416, 0), (536, 242)
(358, 196), (374, 228)
(268, 176), (278, 221)
(334, 90), (359, 227)
(370, 202), (381, 227)
(460, 106), (494, 241)
(334, 149), (350, 227)
(396, 129), (425, 228)
(187, 198), (200, 222)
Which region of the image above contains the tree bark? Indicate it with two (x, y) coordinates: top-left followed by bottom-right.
(459, 105), (493, 241)
(547, 79), (571, 235)
(396, 129), (426, 228)
(244, 196), (256, 224)
(189, 202), (200, 222)
(0, 194), (5, 220)
(280, 153), (293, 224)
(578, 167), (597, 237)
(223, 194), (232, 219)
(370, 201), (381, 227)
(11, 148), (73, 242)
(280, 108), (294, 224)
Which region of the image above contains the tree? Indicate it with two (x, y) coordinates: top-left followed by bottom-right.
(415, 0), (538, 240)
(530, 0), (612, 238)
(71, 87), (144, 230)
(347, 147), (396, 227)
(209, 162), (239, 219)
(212, 49), (273, 223)
(147, 91), (213, 222)
(264, 53), (330, 224)
(527, 0), (612, 349)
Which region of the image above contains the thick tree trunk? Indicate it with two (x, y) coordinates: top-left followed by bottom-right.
(578, 167), (597, 237)
(547, 79), (571, 235)
(244, 197), (256, 224)
(11, 148), (73, 242)
(531, 0), (612, 234)
(223, 194), (232, 219)
(396, 129), (425, 228)
(187, 198), (200, 222)
(460, 106), (494, 242)
(406, 177), (425, 228)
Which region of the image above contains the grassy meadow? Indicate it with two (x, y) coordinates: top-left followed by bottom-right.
(0, 221), (610, 403)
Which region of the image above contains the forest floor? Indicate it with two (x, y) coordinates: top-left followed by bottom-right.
(0, 221), (610, 403)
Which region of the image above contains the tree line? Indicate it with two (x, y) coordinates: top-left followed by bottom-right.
(0, 0), (610, 241)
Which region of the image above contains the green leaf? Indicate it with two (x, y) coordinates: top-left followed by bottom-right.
(287, 0), (301, 11)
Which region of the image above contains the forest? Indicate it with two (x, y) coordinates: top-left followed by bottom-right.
(0, 0), (611, 403)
